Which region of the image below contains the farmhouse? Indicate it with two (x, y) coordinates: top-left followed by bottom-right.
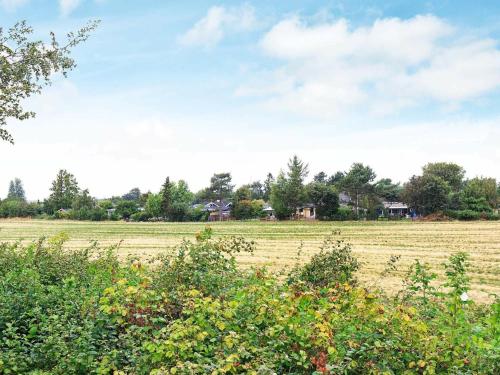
(296, 203), (316, 219)
(199, 201), (232, 221)
(339, 192), (351, 207)
(382, 201), (409, 217)
(262, 203), (275, 219)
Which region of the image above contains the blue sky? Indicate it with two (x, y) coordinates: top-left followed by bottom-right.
(1, 0), (499, 199)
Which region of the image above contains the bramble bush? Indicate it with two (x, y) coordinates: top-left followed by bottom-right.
(0, 228), (498, 374)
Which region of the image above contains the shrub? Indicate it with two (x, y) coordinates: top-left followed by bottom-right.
(446, 210), (482, 220)
(0, 231), (498, 374)
(289, 231), (359, 287)
(332, 206), (357, 220)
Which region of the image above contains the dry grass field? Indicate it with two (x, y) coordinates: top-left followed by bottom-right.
(1, 219), (499, 302)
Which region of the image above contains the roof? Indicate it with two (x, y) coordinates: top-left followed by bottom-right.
(297, 203), (315, 209)
(383, 201), (408, 209)
(339, 192), (351, 204)
(201, 201), (232, 212)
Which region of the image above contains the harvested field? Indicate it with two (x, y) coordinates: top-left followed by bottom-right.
(1, 219), (499, 302)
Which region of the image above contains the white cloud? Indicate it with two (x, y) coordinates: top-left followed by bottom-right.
(0, 0), (29, 11)
(238, 15), (500, 118)
(59, 0), (81, 17)
(179, 4), (255, 47)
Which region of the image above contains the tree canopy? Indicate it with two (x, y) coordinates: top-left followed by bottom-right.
(7, 178), (25, 201)
(0, 20), (99, 143)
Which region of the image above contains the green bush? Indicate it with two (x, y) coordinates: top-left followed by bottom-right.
(451, 210), (481, 220)
(332, 206), (357, 220)
(0, 230), (498, 374)
(289, 232), (359, 287)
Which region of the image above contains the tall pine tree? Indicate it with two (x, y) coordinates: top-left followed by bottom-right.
(160, 177), (173, 219)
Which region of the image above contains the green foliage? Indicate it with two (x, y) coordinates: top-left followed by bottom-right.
(115, 200), (138, 220)
(122, 187), (141, 202)
(232, 186), (264, 220)
(0, 199), (41, 218)
(145, 193), (163, 218)
(270, 171), (292, 219)
(71, 189), (95, 211)
(448, 209), (481, 221)
(374, 178), (402, 202)
(7, 178), (26, 201)
(307, 182), (339, 220)
(341, 163), (376, 217)
(0, 20), (99, 143)
(270, 156), (309, 219)
(290, 232), (359, 287)
(160, 177), (173, 218)
(423, 162), (465, 192)
(169, 180), (195, 221)
(44, 169), (80, 213)
(402, 174), (451, 215)
(403, 260), (438, 305)
(332, 206), (358, 221)
(263, 172), (274, 201)
(0, 232), (498, 374)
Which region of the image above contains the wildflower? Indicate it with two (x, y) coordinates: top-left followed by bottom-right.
(460, 292), (469, 302)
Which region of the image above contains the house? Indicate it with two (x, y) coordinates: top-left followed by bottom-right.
(382, 201), (408, 217)
(199, 200), (233, 221)
(339, 192), (351, 207)
(262, 203), (275, 219)
(295, 203), (316, 219)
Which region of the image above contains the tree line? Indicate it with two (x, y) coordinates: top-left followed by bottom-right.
(1, 156), (498, 221)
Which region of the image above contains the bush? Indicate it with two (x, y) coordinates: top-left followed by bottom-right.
(130, 211), (151, 222)
(331, 206), (357, 220)
(289, 231), (359, 287)
(448, 210), (481, 220)
(0, 231), (498, 374)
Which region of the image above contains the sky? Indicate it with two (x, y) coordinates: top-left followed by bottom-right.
(1, 0), (499, 200)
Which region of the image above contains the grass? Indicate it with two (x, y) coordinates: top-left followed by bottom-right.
(0, 218), (499, 302)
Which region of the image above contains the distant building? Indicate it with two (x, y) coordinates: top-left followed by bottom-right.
(382, 201), (408, 217)
(339, 192), (351, 207)
(262, 203), (275, 219)
(295, 203), (316, 219)
(197, 200), (233, 221)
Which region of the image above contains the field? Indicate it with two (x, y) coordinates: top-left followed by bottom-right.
(0, 219), (499, 302)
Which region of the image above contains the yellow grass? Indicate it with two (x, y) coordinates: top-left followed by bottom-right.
(1, 219), (499, 302)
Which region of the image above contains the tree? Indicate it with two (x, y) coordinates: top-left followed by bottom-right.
(232, 185), (259, 220)
(328, 171), (345, 186)
(460, 177), (497, 210)
(7, 178), (25, 201)
(307, 182), (339, 220)
(341, 163), (376, 217)
(402, 174), (450, 215)
(145, 193), (163, 218)
(72, 189), (95, 210)
(170, 180), (195, 221)
(1, 20), (99, 143)
(313, 171), (328, 183)
(115, 200), (138, 220)
(422, 162), (465, 192)
(263, 173), (274, 201)
(249, 181), (264, 200)
(160, 177), (173, 219)
(45, 169), (79, 212)
(209, 173), (234, 220)
(270, 172), (291, 219)
(270, 156), (309, 220)
(286, 155), (309, 211)
(122, 188), (141, 202)
(374, 178), (402, 202)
